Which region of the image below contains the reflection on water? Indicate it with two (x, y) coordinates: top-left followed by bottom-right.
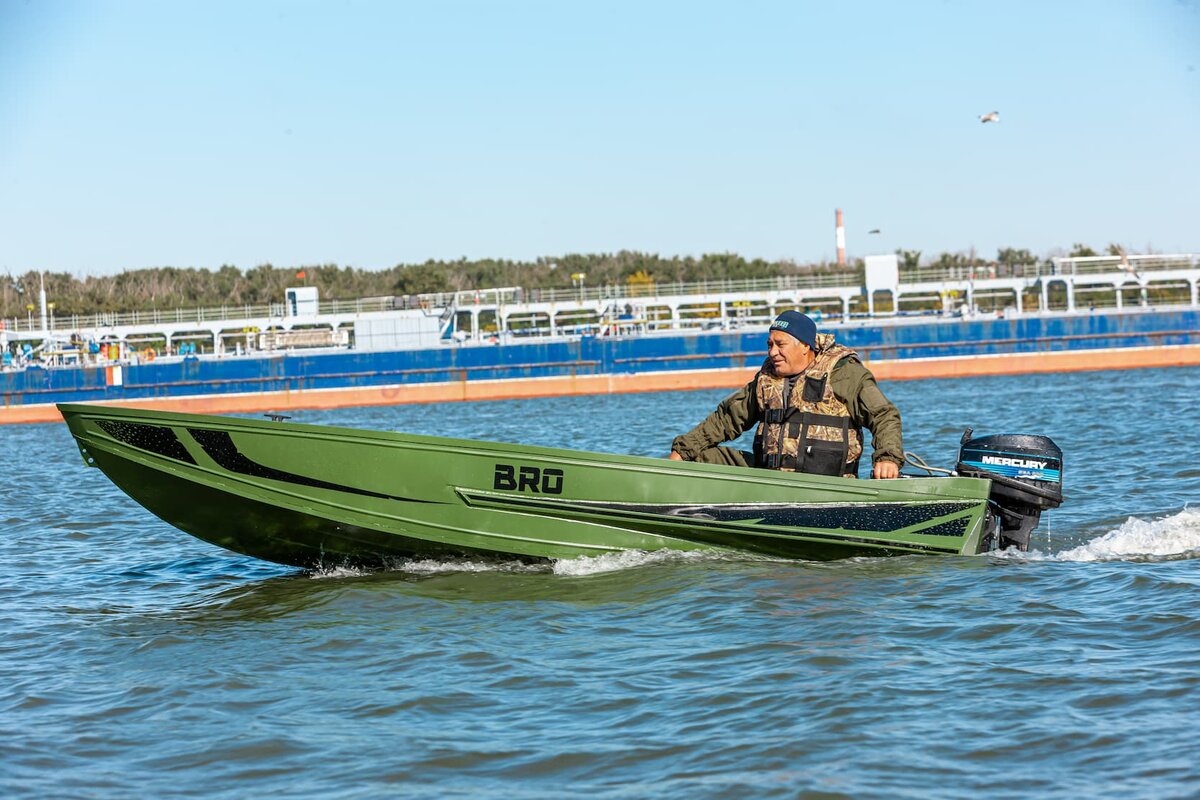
(3, 367), (1200, 798)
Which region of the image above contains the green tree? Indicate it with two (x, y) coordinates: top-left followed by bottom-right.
(931, 251), (965, 271)
(996, 247), (1036, 276)
(895, 249), (922, 270)
(393, 261), (456, 295)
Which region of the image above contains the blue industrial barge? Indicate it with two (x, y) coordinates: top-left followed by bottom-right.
(4, 253), (1199, 424)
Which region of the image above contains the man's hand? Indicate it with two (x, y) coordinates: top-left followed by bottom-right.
(668, 451), (683, 461)
(873, 460), (900, 479)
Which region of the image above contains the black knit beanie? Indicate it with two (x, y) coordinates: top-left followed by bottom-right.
(768, 311), (817, 348)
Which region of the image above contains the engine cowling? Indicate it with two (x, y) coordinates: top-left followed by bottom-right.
(955, 430), (1064, 551)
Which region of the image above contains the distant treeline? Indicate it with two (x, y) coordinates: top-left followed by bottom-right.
(0, 252), (841, 318)
(0, 244), (1121, 318)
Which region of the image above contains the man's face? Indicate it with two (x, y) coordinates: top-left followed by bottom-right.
(767, 331), (813, 377)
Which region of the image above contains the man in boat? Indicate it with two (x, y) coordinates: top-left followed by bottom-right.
(669, 310), (904, 479)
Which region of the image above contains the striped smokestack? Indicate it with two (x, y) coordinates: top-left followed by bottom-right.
(835, 208), (846, 266)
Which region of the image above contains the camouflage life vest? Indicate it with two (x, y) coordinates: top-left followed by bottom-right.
(753, 333), (864, 478)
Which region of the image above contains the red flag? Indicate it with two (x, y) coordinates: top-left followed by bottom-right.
(295, 271), (306, 279)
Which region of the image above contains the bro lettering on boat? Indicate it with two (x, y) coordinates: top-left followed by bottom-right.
(493, 464), (565, 494)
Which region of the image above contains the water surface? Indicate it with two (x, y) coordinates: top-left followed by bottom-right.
(3, 368), (1199, 798)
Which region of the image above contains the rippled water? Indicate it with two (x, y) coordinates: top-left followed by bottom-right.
(3, 368), (1199, 798)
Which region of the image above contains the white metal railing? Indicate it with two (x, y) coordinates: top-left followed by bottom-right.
(1, 296), (397, 336)
(3, 255), (1198, 337)
(1050, 253), (1198, 276)
(903, 254), (1199, 284)
(525, 272), (858, 305)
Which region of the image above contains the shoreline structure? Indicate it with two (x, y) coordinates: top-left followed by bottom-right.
(4, 254), (1199, 425)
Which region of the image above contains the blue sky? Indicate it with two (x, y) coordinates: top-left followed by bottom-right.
(1, 0), (1197, 276)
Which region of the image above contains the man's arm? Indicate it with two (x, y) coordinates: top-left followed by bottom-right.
(669, 376), (759, 460)
(831, 358), (904, 477)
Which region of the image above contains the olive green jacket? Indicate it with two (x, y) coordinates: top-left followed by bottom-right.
(671, 356), (905, 467)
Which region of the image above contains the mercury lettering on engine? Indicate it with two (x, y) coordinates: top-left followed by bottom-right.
(980, 455), (1049, 470)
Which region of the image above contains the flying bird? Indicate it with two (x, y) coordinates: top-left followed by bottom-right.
(979, 111), (1000, 124)
(1117, 248), (1141, 280)
(868, 229), (881, 234)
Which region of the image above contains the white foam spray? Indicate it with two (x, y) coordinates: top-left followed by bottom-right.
(308, 558), (544, 578)
(552, 548), (751, 576)
(1007, 507), (1200, 563)
(305, 548), (756, 579)
(308, 565), (372, 579)
(394, 558), (544, 575)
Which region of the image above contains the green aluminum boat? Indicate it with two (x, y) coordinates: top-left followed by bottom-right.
(58, 403), (1064, 567)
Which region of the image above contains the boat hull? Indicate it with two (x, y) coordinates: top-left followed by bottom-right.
(60, 403), (995, 566)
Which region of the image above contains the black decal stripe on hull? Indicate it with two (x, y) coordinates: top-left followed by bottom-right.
(97, 420), (197, 464)
(471, 494), (978, 536)
(570, 500), (979, 532)
(458, 492), (969, 553)
(188, 429), (435, 504)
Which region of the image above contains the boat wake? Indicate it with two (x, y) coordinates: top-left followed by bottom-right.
(307, 558), (546, 579)
(307, 565), (374, 579)
(306, 549), (755, 579)
(1007, 507), (1200, 563)
(551, 548), (752, 576)
(306, 508), (1200, 578)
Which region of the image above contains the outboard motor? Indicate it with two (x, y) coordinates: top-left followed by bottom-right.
(955, 429), (1064, 551)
